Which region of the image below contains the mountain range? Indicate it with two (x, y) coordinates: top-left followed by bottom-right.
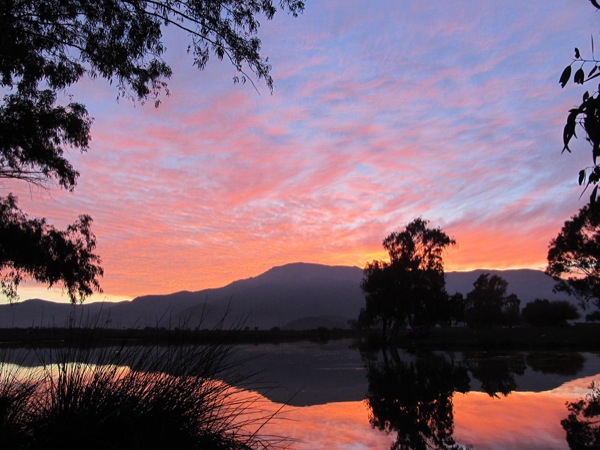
(0, 263), (578, 329)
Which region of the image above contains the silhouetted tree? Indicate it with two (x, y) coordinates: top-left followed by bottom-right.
(0, 0), (304, 302)
(522, 299), (580, 327)
(562, 381), (600, 449)
(464, 274), (520, 328)
(363, 348), (469, 450)
(547, 205), (600, 312)
(359, 219), (456, 340)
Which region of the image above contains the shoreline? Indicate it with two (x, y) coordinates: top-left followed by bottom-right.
(0, 324), (598, 350)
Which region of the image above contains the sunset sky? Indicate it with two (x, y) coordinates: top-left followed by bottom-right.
(6, 1), (600, 303)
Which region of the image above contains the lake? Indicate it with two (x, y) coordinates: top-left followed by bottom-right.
(231, 340), (600, 449)
(3, 339), (599, 449)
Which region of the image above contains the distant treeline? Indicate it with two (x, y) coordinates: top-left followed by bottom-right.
(0, 326), (356, 348)
(1, 324), (600, 350)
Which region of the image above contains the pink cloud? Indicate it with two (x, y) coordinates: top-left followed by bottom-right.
(5, 1), (599, 300)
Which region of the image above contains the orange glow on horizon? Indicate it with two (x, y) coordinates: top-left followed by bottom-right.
(5, 1), (592, 302)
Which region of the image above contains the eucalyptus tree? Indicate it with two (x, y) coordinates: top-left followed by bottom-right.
(359, 218), (456, 340)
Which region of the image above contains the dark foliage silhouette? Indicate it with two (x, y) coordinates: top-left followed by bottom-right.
(559, 1), (600, 203)
(0, 194), (102, 303)
(547, 205), (600, 312)
(0, 0), (304, 302)
(522, 299), (580, 326)
(359, 218), (456, 340)
(464, 273), (520, 328)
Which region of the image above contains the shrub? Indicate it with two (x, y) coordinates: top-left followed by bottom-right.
(522, 299), (579, 327)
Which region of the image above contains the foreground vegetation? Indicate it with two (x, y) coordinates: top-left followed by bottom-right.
(0, 329), (288, 449)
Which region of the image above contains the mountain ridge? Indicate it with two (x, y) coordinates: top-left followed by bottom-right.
(0, 263), (577, 329)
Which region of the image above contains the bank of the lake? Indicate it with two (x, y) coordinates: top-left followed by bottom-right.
(0, 324), (598, 349)
(389, 323), (600, 350)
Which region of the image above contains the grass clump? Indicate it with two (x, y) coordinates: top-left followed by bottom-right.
(0, 331), (286, 449)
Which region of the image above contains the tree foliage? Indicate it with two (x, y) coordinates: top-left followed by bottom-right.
(0, 195), (102, 303)
(559, 1), (600, 203)
(522, 298), (579, 327)
(359, 219), (456, 340)
(547, 205), (600, 311)
(464, 273), (520, 328)
(0, 0), (304, 302)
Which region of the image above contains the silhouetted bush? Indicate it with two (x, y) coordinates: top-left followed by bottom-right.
(586, 310), (600, 322)
(522, 299), (579, 327)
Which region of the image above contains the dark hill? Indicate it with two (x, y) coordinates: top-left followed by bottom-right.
(0, 263), (578, 329)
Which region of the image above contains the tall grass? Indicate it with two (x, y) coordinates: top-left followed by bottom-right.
(0, 329), (289, 449)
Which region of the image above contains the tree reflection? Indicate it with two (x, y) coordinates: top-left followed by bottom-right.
(464, 352), (526, 397)
(562, 381), (600, 449)
(526, 352), (585, 376)
(363, 347), (469, 450)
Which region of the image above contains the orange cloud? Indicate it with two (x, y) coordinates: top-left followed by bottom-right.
(4, 1), (598, 301)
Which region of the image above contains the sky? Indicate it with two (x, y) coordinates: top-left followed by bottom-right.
(5, 1), (600, 303)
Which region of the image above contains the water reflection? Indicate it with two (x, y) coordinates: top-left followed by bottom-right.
(562, 381), (600, 448)
(527, 351), (585, 376)
(464, 352), (526, 397)
(364, 347), (468, 449)
(360, 344), (600, 449)
(2, 342), (600, 448)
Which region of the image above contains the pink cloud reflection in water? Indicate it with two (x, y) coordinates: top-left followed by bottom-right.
(254, 376), (598, 449)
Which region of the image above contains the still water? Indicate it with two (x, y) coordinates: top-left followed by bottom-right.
(232, 340), (600, 449)
(3, 339), (599, 449)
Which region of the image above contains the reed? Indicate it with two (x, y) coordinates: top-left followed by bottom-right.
(0, 327), (288, 449)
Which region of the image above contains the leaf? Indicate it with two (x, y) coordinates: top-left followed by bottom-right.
(589, 66), (598, 78)
(563, 109), (580, 152)
(579, 170), (587, 186)
(585, 91), (590, 101)
(591, 185), (598, 205)
(575, 47), (581, 59)
(575, 67), (585, 84)
(560, 65), (572, 88)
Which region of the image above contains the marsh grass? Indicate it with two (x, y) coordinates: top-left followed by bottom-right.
(0, 326), (291, 449)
